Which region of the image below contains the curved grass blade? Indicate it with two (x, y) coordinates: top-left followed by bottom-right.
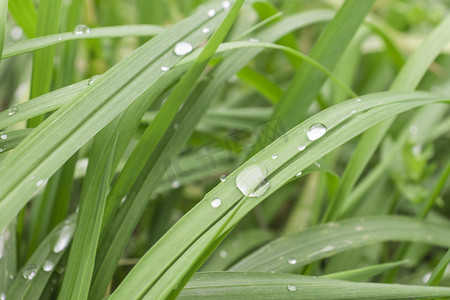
(179, 272), (450, 299)
(2, 25), (165, 59)
(0, 0), (7, 60)
(7, 0), (37, 38)
(6, 215), (76, 300)
(0, 222), (17, 296)
(0, 1), (229, 233)
(230, 216), (450, 272)
(110, 92), (449, 299)
(0, 129), (33, 152)
(322, 260), (409, 281)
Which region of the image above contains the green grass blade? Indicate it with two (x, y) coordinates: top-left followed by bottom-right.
(0, 2), (227, 233)
(179, 272), (450, 299)
(237, 66), (283, 104)
(2, 25), (165, 59)
(322, 260), (409, 281)
(230, 216), (450, 272)
(250, 0), (375, 154)
(427, 248), (450, 286)
(58, 135), (117, 300)
(28, 0), (63, 127)
(110, 92), (449, 299)
(7, 0), (37, 38)
(6, 215), (76, 300)
(0, 222), (17, 295)
(0, 0), (7, 61)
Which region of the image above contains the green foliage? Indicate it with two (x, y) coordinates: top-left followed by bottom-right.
(0, 0), (449, 299)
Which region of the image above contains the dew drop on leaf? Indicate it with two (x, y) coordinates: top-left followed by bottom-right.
(288, 258), (297, 265)
(0, 134), (7, 140)
(0, 292), (5, 300)
(52, 224), (75, 253)
(160, 66), (170, 72)
(43, 260), (55, 272)
(220, 175), (227, 182)
(297, 145), (306, 151)
(88, 75), (100, 85)
(219, 250), (228, 258)
(211, 198), (222, 208)
(7, 107), (18, 116)
(271, 154), (278, 160)
(306, 123), (327, 141)
(202, 27), (210, 34)
(236, 164), (270, 197)
(73, 24), (90, 35)
(222, 1), (231, 10)
(248, 37), (259, 43)
(287, 284), (298, 292)
(22, 264), (38, 280)
(174, 41), (193, 56)
(207, 9), (216, 17)
(171, 181), (181, 189)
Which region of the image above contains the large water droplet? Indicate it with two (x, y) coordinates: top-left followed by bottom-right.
(174, 41), (193, 56)
(73, 24), (90, 35)
(43, 260), (55, 272)
(211, 198), (222, 208)
(22, 264), (38, 280)
(222, 1), (231, 9)
(287, 284), (298, 292)
(207, 9), (216, 17)
(88, 75), (100, 85)
(7, 107), (18, 116)
(306, 123), (327, 141)
(52, 224), (74, 253)
(202, 27), (210, 34)
(0, 134), (7, 140)
(236, 164), (270, 198)
(288, 258), (297, 265)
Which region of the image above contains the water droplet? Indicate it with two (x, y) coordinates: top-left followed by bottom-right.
(0, 148), (5, 153)
(211, 198), (222, 208)
(121, 196), (127, 205)
(412, 144), (422, 156)
(7, 107), (18, 116)
(0, 292), (5, 300)
(173, 123), (180, 130)
(9, 274), (13, 280)
(171, 181), (180, 189)
(43, 260), (55, 272)
(73, 24), (90, 35)
(297, 145), (306, 151)
(269, 270), (275, 273)
(201, 27), (210, 34)
(288, 258), (297, 265)
(22, 264), (38, 280)
(88, 75), (100, 85)
(271, 154), (278, 160)
(52, 224), (74, 253)
(356, 98), (362, 102)
(174, 41), (193, 56)
(1, 134), (7, 140)
(314, 162), (321, 168)
(219, 250), (228, 258)
(219, 175), (227, 182)
(306, 123), (327, 141)
(57, 36), (63, 41)
(160, 66), (170, 72)
(228, 75), (238, 83)
(207, 9), (216, 17)
(36, 179), (46, 187)
(409, 125), (419, 136)
(328, 222), (340, 228)
(248, 37), (259, 43)
(0, 230), (10, 260)
(422, 272), (432, 283)
(287, 284), (298, 292)
(222, 1), (231, 9)
(296, 171), (302, 177)
(355, 226), (363, 231)
(10, 26), (23, 41)
(236, 164), (270, 198)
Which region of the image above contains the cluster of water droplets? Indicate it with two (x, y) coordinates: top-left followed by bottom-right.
(73, 24), (90, 35)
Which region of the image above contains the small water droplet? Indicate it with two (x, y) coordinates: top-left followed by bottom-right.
(174, 41), (193, 56)
(219, 250), (228, 258)
(355, 226), (363, 231)
(201, 27), (210, 34)
(287, 284), (298, 292)
(222, 1), (231, 9)
(73, 24), (90, 35)
(328, 222), (340, 228)
(296, 171), (302, 177)
(57, 36), (63, 41)
(171, 181), (181, 189)
(236, 164), (270, 198)
(211, 198), (222, 208)
(269, 270), (275, 273)
(271, 154), (278, 160)
(36, 179), (46, 187)
(356, 98), (362, 102)
(412, 144), (422, 156)
(9, 274), (13, 280)
(0, 148), (5, 153)
(220, 175), (227, 182)
(228, 75), (238, 83)
(297, 145), (306, 151)
(409, 125), (419, 136)
(314, 162), (321, 168)
(422, 272), (432, 283)
(10, 26), (23, 41)
(7, 107), (18, 116)
(22, 264), (38, 280)
(52, 224), (74, 253)
(306, 123), (327, 141)
(248, 37), (259, 43)
(207, 9), (216, 17)
(121, 196), (127, 205)
(1, 134), (7, 140)
(161, 66), (170, 72)
(43, 260), (55, 272)
(173, 123), (179, 130)
(88, 75), (100, 85)
(351, 110), (357, 115)
(288, 258), (297, 265)
(0, 292), (5, 300)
